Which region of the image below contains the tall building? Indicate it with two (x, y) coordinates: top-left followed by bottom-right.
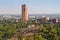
(21, 4), (28, 22)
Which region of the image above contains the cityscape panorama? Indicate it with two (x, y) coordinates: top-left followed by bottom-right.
(0, 0), (60, 40)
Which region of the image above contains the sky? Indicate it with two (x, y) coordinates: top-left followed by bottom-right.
(0, 0), (60, 14)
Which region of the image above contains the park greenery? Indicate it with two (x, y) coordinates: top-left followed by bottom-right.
(0, 19), (60, 40)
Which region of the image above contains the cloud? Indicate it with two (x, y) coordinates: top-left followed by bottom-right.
(0, 7), (20, 14)
(29, 10), (60, 14)
(0, 9), (60, 14)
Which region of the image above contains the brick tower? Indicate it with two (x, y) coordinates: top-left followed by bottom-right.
(21, 4), (28, 22)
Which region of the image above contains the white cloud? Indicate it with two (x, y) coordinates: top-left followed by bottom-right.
(29, 10), (60, 14)
(0, 7), (20, 14)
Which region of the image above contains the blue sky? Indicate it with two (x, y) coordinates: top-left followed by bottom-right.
(0, 0), (60, 14)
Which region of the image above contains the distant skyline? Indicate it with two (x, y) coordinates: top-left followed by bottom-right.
(0, 0), (60, 14)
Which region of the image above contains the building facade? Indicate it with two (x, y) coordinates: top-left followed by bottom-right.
(21, 4), (28, 22)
